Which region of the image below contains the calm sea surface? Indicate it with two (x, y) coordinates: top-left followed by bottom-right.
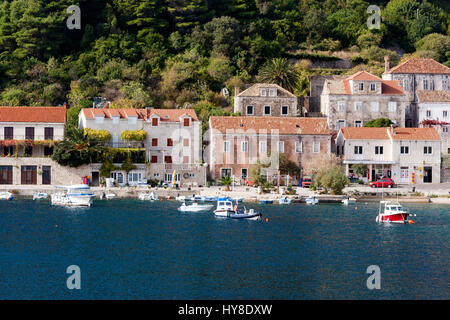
(0, 199), (448, 299)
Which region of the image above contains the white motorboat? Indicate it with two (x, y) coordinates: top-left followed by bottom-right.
(105, 193), (116, 200)
(51, 185), (95, 207)
(0, 192), (14, 200)
(138, 192), (158, 201)
(342, 197), (356, 205)
(214, 197), (261, 220)
(278, 197), (291, 204)
(305, 196), (319, 205)
(33, 192), (48, 200)
(178, 202), (214, 212)
(176, 195), (194, 202)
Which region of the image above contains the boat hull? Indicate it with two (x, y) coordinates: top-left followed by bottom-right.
(376, 213), (409, 223)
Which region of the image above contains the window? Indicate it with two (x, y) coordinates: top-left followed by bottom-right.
(295, 141), (302, 153)
(183, 118), (190, 126)
(24, 146), (33, 156)
(443, 127), (449, 133)
(128, 117), (137, 124)
(281, 106), (288, 115)
(3, 146), (13, 156)
(221, 168), (232, 178)
(426, 110), (431, 117)
(389, 102), (397, 113)
(423, 79), (429, 90)
(375, 146), (384, 154)
(313, 142), (320, 153)
(0, 166), (13, 184)
(269, 89), (275, 97)
(183, 139), (189, 147)
(241, 168), (248, 180)
(371, 102), (379, 112)
(443, 111), (448, 118)
(355, 120), (362, 127)
(21, 165), (37, 185)
(164, 156), (172, 163)
(128, 172), (142, 184)
(338, 101), (346, 112)
(370, 83), (376, 91)
(355, 102), (362, 112)
(358, 83), (364, 91)
(259, 141), (267, 154)
(223, 141), (230, 152)
(4, 127), (13, 140)
(44, 127), (54, 140)
(424, 146), (432, 154)
(246, 106), (254, 115)
(167, 138), (173, 147)
(25, 127), (34, 140)
(151, 156), (158, 163)
(264, 106), (271, 115)
(241, 141), (248, 152)
(261, 89), (267, 96)
(430, 79), (435, 90)
(443, 79), (448, 90)
(152, 118), (158, 126)
(354, 146), (363, 154)
(152, 138), (158, 146)
(400, 146), (409, 154)
(278, 141), (284, 153)
(44, 146), (54, 156)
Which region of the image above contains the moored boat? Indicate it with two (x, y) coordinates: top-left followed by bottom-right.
(214, 197), (261, 220)
(138, 192), (158, 201)
(178, 202), (214, 212)
(51, 185), (95, 207)
(376, 201), (410, 224)
(342, 197), (356, 205)
(33, 192), (48, 200)
(175, 195), (194, 202)
(305, 196), (318, 205)
(278, 197), (291, 204)
(259, 199), (274, 204)
(0, 192), (14, 200)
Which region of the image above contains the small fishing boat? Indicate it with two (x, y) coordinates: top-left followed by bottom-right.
(105, 193), (116, 200)
(376, 201), (410, 224)
(305, 196), (318, 205)
(278, 197), (291, 204)
(193, 195), (208, 202)
(0, 191), (14, 200)
(259, 199), (274, 204)
(138, 192), (158, 201)
(342, 197), (356, 205)
(178, 202), (214, 212)
(205, 196), (218, 202)
(175, 195), (194, 202)
(51, 185), (95, 207)
(214, 197), (261, 220)
(33, 192), (48, 200)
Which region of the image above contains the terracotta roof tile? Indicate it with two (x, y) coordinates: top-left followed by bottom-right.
(0, 106), (66, 123)
(381, 80), (404, 95)
(417, 90), (450, 103)
(386, 58), (450, 74)
(209, 116), (329, 135)
(82, 108), (198, 122)
(149, 109), (198, 122)
(340, 127), (440, 141)
(328, 72), (404, 95)
(346, 71), (381, 81)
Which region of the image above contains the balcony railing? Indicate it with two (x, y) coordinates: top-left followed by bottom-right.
(0, 135), (61, 141)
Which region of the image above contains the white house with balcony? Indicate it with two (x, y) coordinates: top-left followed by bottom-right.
(336, 126), (441, 185)
(79, 108), (206, 187)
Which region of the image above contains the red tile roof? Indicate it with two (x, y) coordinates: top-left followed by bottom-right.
(417, 90), (450, 103)
(386, 58), (450, 74)
(209, 116), (330, 135)
(0, 106), (66, 123)
(346, 71), (381, 81)
(81, 108), (198, 122)
(340, 127), (440, 141)
(381, 81), (404, 95)
(337, 71), (404, 95)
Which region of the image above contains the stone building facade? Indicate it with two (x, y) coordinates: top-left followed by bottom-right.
(382, 57), (450, 127)
(321, 71), (407, 131)
(233, 83), (298, 117)
(207, 116), (330, 185)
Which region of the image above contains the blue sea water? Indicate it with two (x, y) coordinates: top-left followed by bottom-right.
(0, 199), (448, 300)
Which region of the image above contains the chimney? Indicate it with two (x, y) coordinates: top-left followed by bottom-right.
(384, 56), (390, 73)
(234, 87), (240, 96)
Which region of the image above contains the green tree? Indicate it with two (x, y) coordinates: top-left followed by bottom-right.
(121, 157), (137, 186)
(258, 58), (299, 92)
(313, 165), (349, 195)
(363, 118), (393, 127)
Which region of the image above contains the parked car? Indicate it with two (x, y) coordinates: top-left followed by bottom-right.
(302, 177), (313, 188)
(370, 178), (394, 188)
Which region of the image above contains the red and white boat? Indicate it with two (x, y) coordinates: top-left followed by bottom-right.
(376, 201), (409, 224)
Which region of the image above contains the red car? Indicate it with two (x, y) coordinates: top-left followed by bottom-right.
(370, 178), (394, 188)
(302, 177), (313, 188)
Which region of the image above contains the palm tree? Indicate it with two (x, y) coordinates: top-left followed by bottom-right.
(258, 58), (300, 92)
(220, 176), (232, 191)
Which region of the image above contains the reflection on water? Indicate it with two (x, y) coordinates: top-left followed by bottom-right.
(0, 199), (448, 299)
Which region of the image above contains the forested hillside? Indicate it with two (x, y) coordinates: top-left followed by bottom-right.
(0, 0), (448, 119)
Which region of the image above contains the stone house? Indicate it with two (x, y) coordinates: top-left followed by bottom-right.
(233, 84), (298, 117)
(382, 57), (450, 127)
(321, 71), (407, 131)
(336, 126), (441, 185)
(207, 116), (330, 185)
(79, 108), (206, 187)
(0, 106), (89, 186)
